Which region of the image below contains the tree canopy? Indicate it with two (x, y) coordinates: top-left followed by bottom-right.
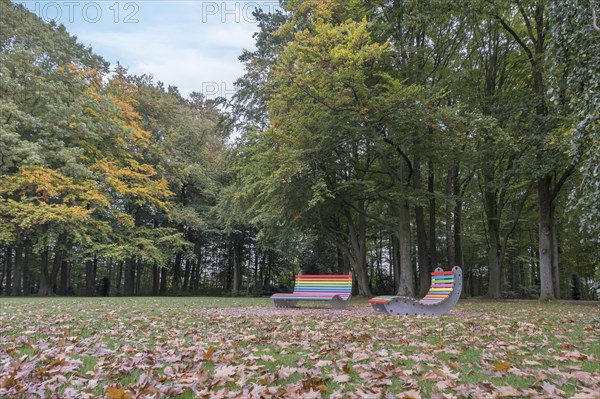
(1, 0), (598, 300)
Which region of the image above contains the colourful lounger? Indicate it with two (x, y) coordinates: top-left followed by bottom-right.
(271, 274), (352, 309)
(369, 266), (462, 316)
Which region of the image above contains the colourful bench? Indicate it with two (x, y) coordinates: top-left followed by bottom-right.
(369, 266), (462, 316)
(271, 274), (352, 309)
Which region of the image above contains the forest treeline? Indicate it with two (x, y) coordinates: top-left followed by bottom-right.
(1, 0), (599, 300)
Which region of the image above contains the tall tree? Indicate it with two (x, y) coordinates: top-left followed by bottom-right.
(491, 0), (576, 300)
(551, 0), (600, 241)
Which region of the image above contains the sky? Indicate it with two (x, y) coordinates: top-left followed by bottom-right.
(16, 0), (282, 100)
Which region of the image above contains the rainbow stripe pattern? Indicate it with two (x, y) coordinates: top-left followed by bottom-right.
(368, 266), (463, 316)
(271, 274), (352, 308)
(369, 270), (455, 305)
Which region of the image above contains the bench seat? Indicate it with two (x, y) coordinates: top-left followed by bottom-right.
(369, 267), (462, 316)
(271, 274), (352, 309)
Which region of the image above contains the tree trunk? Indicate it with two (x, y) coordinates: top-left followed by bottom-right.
(428, 161), (438, 269)
(21, 247), (30, 295)
(4, 248), (12, 296)
(59, 260), (69, 295)
(414, 153), (430, 296)
(172, 252), (182, 294)
(391, 234), (400, 291)
(159, 266), (168, 295)
(85, 258), (95, 296)
(183, 259), (192, 292)
(152, 263), (160, 296)
(135, 261), (143, 295)
(336, 246), (347, 274)
(446, 166), (457, 267)
(124, 257), (136, 296)
(232, 234), (242, 296)
(454, 197), (465, 282)
(484, 184), (502, 299)
(345, 204), (371, 296)
(396, 197), (414, 296)
(538, 176), (555, 300)
(50, 250), (62, 293)
(551, 208), (560, 298)
(37, 249), (53, 296)
(115, 261), (123, 296)
(486, 223), (502, 298)
(12, 246), (23, 296)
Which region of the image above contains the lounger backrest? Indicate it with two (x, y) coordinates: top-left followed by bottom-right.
(420, 270), (455, 303)
(293, 275), (352, 298)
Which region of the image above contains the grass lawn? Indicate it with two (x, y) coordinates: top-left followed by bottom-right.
(1, 297), (598, 398)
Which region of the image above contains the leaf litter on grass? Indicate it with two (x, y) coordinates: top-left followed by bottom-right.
(1, 299), (599, 398)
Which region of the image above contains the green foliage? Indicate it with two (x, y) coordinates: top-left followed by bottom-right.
(551, 0), (600, 239)
(1, 0), (597, 299)
(0, 1), (228, 295)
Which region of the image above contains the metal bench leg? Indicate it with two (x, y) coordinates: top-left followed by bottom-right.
(370, 303), (388, 313)
(274, 300), (297, 308)
(330, 297), (349, 309)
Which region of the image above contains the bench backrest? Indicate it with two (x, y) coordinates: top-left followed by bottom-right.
(421, 269), (456, 303)
(293, 274), (352, 297)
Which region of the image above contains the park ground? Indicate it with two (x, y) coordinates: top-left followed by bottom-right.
(0, 297), (599, 398)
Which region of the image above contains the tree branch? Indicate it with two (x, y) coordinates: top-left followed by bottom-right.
(294, 82), (355, 113)
(382, 137), (413, 184)
(500, 183), (532, 267)
(341, 197), (399, 229)
(494, 14), (535, 67)
(550, 161), (577, 201)
(516, 1), (538, 45)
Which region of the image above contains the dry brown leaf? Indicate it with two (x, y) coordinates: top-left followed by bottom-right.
(571, 389), (600, 399)
(203, 346), (215, 362)
(492, 360), (511, 372)
(495, 386), (521, 397)
(106, 386), (132, 399)
(214, 365), (237, 379)
(332, 374), (351, 383)
(401, 389), (422, 399)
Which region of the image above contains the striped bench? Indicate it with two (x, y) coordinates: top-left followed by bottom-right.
(369, 266), (462, 316)
(271, 274), (352, 309)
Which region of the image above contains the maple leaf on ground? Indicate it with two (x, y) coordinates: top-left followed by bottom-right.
(203, 346), (216, 362)
(260, 354), (276, 362)
(332, 374), (351, 383)
(571, 389), (600, 399)
(303, 388), (323, 399)
(523, 360), (542, 366)
(276, 365), (298, 380)
(431, 394), (458, 399)
(214, 365), (238, 379)
(562, 350), (591, 361)
(542, 381), (566, 398)
(401, 389), (422, 399)
(491, 360), (511, 372)
(315, 359), (332, 367)
(105, 385), (132, 399)
(495, 386), (522, 398)
(351, 352), (370, 362)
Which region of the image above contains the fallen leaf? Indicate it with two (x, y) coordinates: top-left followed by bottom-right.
(492, 360), (511, 372)
(106, 386), (132, 399)
(495, 386), (522, 397)
(401, 389), (422, 399)
(332, 374), (351, 383)
(203, 346), (215, 361)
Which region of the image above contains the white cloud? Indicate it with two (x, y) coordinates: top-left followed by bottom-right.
(17, 0), (266, 99)
(72, 8), (260, 99)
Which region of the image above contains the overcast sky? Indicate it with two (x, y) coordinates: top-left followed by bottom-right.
(16, 1), (281, 100)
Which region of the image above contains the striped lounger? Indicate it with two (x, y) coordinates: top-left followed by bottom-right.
(369, 266), (462, 316)
(271, 274), (352, 309)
